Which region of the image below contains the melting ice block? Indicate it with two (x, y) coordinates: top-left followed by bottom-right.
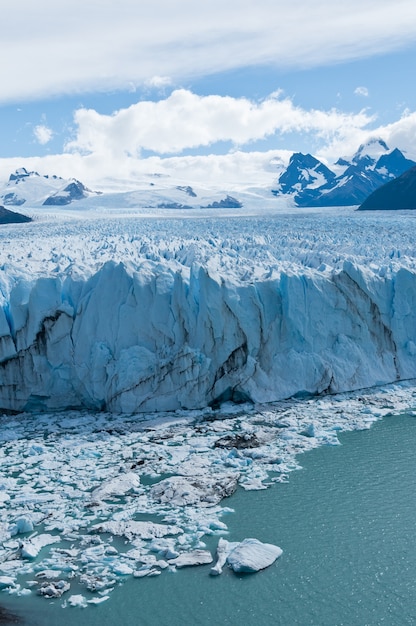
(92, 520), (183, 541)
(226, 538), (282, 573)
(150, 474), (238, 507)
(168, 550), (213, 568)
(210, 538), (239, 575)
(20, 534), (60, 559)
(90, 472), (141, 503)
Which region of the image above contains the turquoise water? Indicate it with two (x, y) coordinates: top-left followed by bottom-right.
(4, 411), (416, 626)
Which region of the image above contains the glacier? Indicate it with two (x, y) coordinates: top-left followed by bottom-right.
(1, 207), (416, 413)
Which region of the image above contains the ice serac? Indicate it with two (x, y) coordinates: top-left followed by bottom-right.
(1, 259), (416, 413)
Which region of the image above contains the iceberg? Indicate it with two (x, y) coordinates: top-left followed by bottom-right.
(226, 538), (283, 573)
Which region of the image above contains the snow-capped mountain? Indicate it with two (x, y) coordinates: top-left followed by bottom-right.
(272, 152), (336, 196)
(0, 168), (100, 207)
(0, 168), (254, 211)
(273, 139), (416, 207)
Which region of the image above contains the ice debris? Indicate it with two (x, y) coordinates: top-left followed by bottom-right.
(0, 381), (415, 610)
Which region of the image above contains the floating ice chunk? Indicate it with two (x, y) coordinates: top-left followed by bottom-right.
(210, 538), (239, 576)
(79, 573), (115, 592)
(93, 520), (183, 541)
(9, 516), (34, 536)
(227, 538), (282, 573)
(168, 550), (213, 568)
(0, 576), (15, 589)
(240, 477), (268, 491)
(148, 539), (179, 559)
(68, 594), (88, 608)
(36, 569), (62, 580)
(300, 423), (316, 438)
(17, 588), (32, 596)
(111, 562), (133, 576)
(38, 580), (70, 598)
(88, 595), (110, 605)
(133, 568), (160, 578)
(150, 474), (238, 507)
(20, 534), (60, 559)
(90, 471), (141, 502)
(27, 444), (45, 455)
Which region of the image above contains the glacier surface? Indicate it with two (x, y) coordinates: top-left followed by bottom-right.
(1, 207), (416, 413)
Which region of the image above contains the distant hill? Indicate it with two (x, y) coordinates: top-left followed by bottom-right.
(358, 166), (416, 210)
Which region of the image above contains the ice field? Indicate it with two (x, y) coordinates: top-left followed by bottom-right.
(1, 206), (416, 413)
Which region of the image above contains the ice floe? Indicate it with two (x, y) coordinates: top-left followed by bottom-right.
(168, 550), (213, 568)
(226, 538), (283, 573)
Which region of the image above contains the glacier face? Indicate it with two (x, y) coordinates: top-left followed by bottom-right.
(1, 209), (416, 413)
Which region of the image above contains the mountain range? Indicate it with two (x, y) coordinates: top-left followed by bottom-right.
(0, 168), (249, 212)
(1, 139), (415, 215)
(272, 139), (416, 207)
(0, 168), (100, 207)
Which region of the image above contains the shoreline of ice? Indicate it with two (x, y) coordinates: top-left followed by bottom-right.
(1, 380), (416, 609)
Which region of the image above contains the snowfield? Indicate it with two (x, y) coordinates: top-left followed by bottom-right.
(1, 205), (416, 412)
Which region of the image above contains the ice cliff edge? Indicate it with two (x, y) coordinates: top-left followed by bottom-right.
(0, 259), (415, 413)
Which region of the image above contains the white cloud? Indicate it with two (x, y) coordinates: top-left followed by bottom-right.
(0, 149), (293, 193)
(145, 76), (172, 89)
(1, 1), (416, 102)
(354, 86), (369, 97)
(65, 89), (374, 157)
(33, 124), (53, 145)
(317, 110), (416, 163)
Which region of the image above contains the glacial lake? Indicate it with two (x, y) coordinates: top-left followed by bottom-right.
(2, 409), (416, 626)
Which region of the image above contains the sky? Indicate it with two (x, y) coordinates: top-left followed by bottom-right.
(2, 0), (416, 188)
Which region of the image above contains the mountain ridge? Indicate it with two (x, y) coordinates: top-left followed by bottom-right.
(273, 139), (416, 207)
(358, 165), (416, 210)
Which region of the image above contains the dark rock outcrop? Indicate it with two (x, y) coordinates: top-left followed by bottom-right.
(0, 205), (32, 224)
(203, 195), (243, 209)
(358, 166), (416, 210)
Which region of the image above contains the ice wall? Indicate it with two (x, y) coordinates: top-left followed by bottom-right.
(0, 259), (416, 413)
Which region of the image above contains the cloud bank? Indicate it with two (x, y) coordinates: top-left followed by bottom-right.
(2, 0), (416, 102)
(66, 89), (373, 156)
(1, 93), (416, 190)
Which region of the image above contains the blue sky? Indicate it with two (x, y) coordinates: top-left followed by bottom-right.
(2, 0), (416, 185)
